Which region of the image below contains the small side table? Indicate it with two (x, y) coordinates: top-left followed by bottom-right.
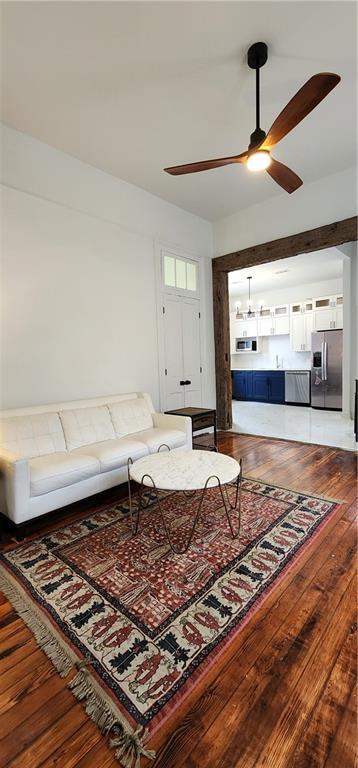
(164, 407), (217, 451)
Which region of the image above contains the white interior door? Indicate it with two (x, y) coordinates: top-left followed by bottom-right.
(162, 295), (202, 411)
(163, 295), (185, 410)
(182, 299), (202, 407)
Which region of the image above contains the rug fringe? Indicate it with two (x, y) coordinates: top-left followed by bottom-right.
(0, 566), (155, 767)
(69, 667), (155, 768)
(0, 566), (73, 677)
(110, 727), (156, 768)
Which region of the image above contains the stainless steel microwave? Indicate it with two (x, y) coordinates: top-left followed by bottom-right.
(236, 338), (257, 352)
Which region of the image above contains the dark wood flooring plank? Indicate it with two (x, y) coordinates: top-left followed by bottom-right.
(148, 512), (356, 768)
(0, 649), (45, 694)
(0, 687), (75, 765)
(0, 656), (57, 717)
(0, 670), (67, 742)
(230, 575), (357, 768)
(288, 616), (357, 768)
(7, 701), (90, 768)
(0, 626), (32, 656)
(72, 738), (116, 768)
(173, 521), (356, 768)
(38, 719), (104, 768)
(324, 682), (357, 768)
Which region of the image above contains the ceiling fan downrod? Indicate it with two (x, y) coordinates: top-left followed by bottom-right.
(247, 42), (268, 150)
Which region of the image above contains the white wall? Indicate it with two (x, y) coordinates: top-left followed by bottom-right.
(0, 126), (214, 410)
(213, 167), (357, 256)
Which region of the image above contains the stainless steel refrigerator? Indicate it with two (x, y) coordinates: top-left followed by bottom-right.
(311, 329), (342, 410)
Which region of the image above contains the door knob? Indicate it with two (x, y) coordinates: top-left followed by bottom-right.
(179, 380), (186, 385)
(185, 380), (191, 385)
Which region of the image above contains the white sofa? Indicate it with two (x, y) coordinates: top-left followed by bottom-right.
(0, 392), (192, 526)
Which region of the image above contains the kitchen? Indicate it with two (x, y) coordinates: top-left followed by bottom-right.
(229, 248), (356, 451)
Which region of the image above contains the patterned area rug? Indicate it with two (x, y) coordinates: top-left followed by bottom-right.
(0, 478), (339, 766)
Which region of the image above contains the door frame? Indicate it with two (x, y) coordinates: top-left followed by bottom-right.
(155, 241), (203, 412)
(212, 216), (358, 429)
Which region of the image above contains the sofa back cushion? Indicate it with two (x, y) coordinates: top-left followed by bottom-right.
(0, 413), (66, 459)
(109, 398), (153, 437)
(60, 406), (115, 451)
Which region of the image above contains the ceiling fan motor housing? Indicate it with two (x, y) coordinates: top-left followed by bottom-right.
(249, 127), (266, 151)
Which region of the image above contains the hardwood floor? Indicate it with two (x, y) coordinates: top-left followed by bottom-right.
(0, 434), (356, 768)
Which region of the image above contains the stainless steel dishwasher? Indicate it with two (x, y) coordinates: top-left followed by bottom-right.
(284, 371), (311, 405)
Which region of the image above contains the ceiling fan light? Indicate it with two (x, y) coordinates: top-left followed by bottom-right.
(247, 150), (271, 172)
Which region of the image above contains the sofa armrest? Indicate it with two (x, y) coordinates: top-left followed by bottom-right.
(152, 413), (192, 449)
(0, 448), (30, 523)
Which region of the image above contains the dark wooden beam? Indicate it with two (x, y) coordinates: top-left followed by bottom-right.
(213, 270), (232, 429)
(212, 216), (358, 430)
(212, 216), (358, 273)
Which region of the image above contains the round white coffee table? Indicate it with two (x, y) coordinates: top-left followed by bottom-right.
(127, 449), (242, 554)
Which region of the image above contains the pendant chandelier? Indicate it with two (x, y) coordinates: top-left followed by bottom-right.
(247, 276), (254, 316)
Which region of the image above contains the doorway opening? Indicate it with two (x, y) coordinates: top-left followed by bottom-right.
(228, 246), (355, 451)
(212, 217), (357, 451)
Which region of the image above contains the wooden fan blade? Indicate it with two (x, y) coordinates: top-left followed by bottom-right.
(262, 73), (341, 150)
(266, 158), (303, 194)
(164, 152), (247, 175)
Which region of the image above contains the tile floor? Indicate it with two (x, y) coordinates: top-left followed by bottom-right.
(232, 400), (357, 452)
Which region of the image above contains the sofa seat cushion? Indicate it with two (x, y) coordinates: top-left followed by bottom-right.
(60, 406), (115, 451)
(29, 453), (100, 497)
(134, 427), (186, 453)
(109, 398), (153, 437)
(73, 437), (149, 473)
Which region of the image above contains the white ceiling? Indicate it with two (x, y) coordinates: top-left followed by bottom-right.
(1, 2), (357, 221)
(229, 248), (344, 297)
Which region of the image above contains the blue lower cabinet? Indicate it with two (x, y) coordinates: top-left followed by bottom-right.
(232, 371), (247, 400)
(245, 371), (253, 399)
(268, 371), (285, 403)
(252, 372), (269, 401)
(232, 370), (285, 404)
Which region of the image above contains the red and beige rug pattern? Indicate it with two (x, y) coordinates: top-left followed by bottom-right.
(0, 478), (338, 766)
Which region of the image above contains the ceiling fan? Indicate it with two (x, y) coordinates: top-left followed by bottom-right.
(164, 42), (340, 193)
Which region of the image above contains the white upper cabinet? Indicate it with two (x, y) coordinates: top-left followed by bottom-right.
(313, 294), (342, 310)
(235, 317), (258, 338)
(273, 304), (289, 316)
(258, 310), (273, 336)
(290, 300), (313, 314)
(290, 312), (313, 352)
(258, 304), (289, 336)
(335, 305), (343, 329)
(274, 313), (290, 335)
(313, 294), (343, 331)
(305, 312), (313, 350)
(313, 307), (343, 331)
(290, 314), (305, 352)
